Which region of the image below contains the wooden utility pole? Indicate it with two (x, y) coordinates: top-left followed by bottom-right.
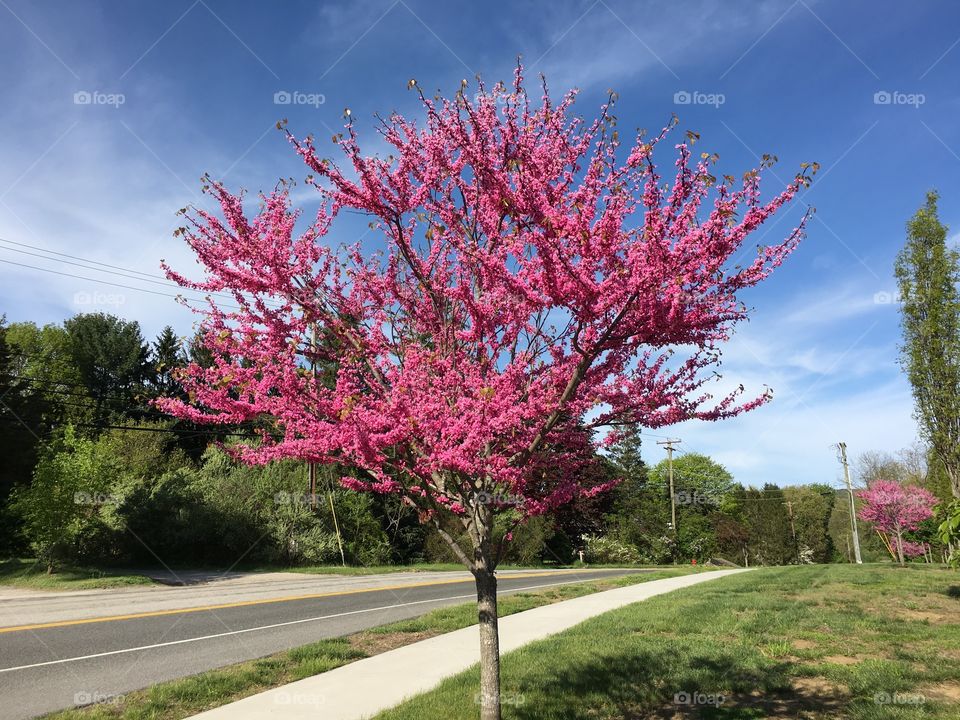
(657, 439), (681, 546)
(308, 462), (318, 508)
(309, 324), (346, 566)
(837, 442), (863, 564)
(786, 500), (798, 563)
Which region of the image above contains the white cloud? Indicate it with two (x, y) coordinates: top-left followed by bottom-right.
(525, 0), (803, 90)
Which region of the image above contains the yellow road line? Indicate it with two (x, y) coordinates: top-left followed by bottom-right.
(0, 570), (572, 634)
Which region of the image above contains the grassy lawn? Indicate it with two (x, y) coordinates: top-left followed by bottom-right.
(0, 559), (155, 591)
(41, 568), (705, 719)
(372, 564), (960, 720)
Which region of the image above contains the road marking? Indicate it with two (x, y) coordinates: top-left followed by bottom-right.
(0, 577), (609, 673)
(0, 570), (599, 634)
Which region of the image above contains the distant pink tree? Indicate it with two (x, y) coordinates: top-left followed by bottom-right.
(899, 539), (927, 559)
(858, 479), (938, 565)
(160, 69), (813, 719)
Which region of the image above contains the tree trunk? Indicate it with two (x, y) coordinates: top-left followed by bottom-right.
(949, 464), (960, 500)
(474, 567), (502, 720)
(895, 531), (905, 566)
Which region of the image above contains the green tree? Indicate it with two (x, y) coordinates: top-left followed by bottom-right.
(0, 319), (47, 552)
(11, 426), (121, 570)
(895, 191), (960, 498)
(608, 426), (646, 483)
(783, 484), (834, 563)
(737, 484), (793, 566)
(651, 452), (734, 501)
(6, 320), (90, 426)
(63, 313), (151, 425)
(151, 326), (186, 397)
(828, 490), (887, 563)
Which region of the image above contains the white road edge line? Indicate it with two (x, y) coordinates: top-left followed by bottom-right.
(0, 575), (621, 673)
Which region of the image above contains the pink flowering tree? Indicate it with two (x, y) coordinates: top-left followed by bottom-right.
(858, 479), (938, 565)
(899, 539), (928, 559)
(159, 70), (813, 719)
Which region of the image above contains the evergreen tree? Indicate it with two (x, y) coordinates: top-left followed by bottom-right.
(151, 326), (186, 397)
(739, 484), (793, 565)
(783, 484), (834, 563)
(63, 313), (151, 426)
(895, 191), (960, 497)
(609, 425), (646, 484)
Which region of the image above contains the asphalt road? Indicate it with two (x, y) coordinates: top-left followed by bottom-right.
(0, 568), (638, 719)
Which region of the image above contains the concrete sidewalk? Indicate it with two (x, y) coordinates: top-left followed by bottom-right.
(190, 568), (748, 720)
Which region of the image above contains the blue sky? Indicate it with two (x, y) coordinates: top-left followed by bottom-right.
(1, 0), (958, 490)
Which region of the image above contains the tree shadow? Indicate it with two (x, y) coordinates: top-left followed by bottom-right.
(508, 645), (849, 719)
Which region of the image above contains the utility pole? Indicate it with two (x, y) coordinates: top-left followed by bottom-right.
(786, 500), (798, 564)
(657, 439), (681, 559)
(309, 324), (346, 566)
(837, 442), (863, 564)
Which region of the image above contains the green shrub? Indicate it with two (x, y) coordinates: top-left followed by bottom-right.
(583, 534), (642, 565)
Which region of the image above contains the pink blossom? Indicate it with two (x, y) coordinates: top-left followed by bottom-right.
(858, 480), (938, 534)
(158, 69), (812, 569)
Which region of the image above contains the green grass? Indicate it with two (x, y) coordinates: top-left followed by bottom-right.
(41, 569), (700, 719)
(370, 568), (712, 635)
(372, 564), (960, 720)
(0, 559), (155, 590)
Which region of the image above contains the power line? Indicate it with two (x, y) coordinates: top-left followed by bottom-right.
(0, 236), (284, 309)
(0, 413), (260, 439)
(0, 257), (236, 308)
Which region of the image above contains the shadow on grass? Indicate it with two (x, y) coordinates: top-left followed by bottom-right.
(507, 645), (849, 720)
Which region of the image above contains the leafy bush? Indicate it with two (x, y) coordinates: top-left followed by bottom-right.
(11, 426), (122, 570)
(583, 534), (642, 565)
